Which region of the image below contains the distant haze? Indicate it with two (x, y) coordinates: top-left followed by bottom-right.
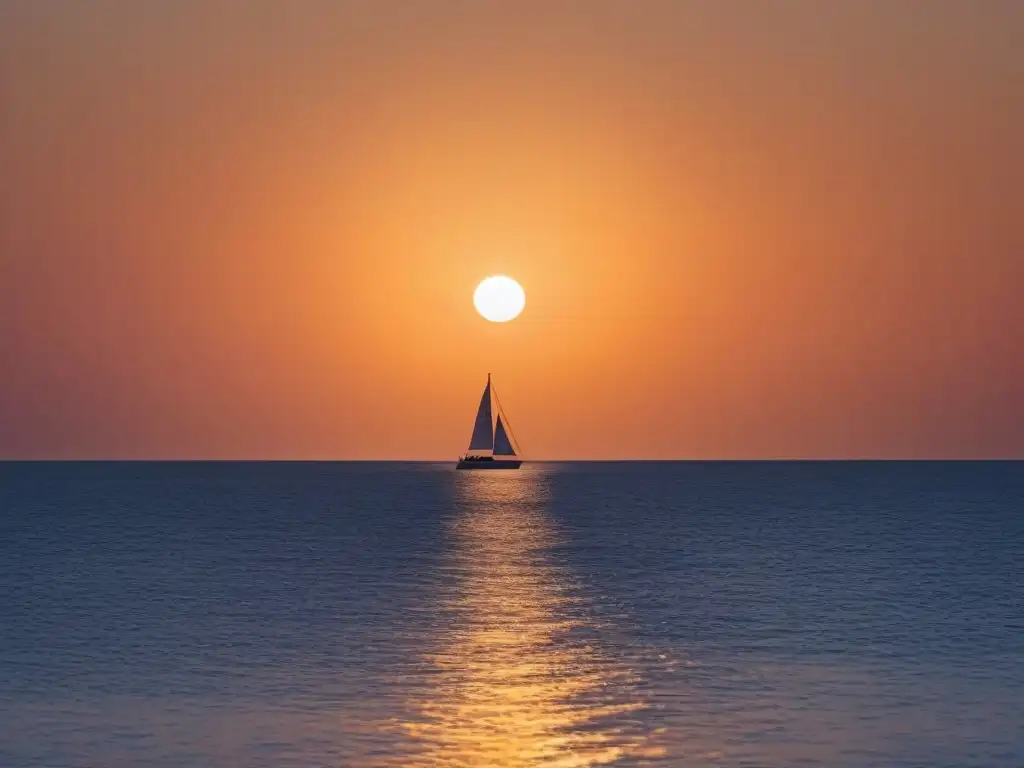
(1, 1), (1022, 459)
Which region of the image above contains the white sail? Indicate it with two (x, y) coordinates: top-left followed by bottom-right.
(467, 377), (493, 452)
(493, 415), (516, 456)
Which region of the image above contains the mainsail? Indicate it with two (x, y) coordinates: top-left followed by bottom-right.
(467, 377), (493, 452)
(493, 415), (516, 456)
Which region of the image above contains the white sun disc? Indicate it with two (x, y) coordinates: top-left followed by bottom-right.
(473, 276), (526, 322)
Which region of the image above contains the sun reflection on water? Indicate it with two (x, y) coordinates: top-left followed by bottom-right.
(399, 469), (665, 766)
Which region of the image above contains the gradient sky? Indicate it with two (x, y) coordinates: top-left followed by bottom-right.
(1, 1), (1022, 459)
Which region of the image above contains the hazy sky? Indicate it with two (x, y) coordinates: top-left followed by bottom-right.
(1, 1), (1022, 459)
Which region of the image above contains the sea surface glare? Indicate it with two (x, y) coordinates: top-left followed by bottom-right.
(1, 461), (1023, 767)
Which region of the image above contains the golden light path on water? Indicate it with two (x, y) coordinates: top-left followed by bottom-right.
(397, 469), (667, 767)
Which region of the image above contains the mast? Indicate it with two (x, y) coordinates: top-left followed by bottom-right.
(466, 373), (494, 454)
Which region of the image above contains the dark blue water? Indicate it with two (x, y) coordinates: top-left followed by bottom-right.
(1, 462), (1022, 767)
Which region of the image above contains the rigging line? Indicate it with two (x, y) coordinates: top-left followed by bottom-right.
(496, 401), (522, 456)
(491, 383), (523, 455)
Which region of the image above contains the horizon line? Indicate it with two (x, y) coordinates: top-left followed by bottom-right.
(1, 458), (1022, 463)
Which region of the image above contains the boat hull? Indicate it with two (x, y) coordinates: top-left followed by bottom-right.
(456, 458), (522, 470)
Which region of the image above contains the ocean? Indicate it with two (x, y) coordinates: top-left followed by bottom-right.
(1, 461), (1022, 767)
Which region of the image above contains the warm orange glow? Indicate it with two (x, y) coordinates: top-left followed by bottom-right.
(1, 4), (1021, 458)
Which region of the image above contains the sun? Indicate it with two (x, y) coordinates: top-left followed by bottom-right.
(473, 276), (526, 322)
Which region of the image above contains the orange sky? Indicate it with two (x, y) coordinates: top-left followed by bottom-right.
(1, 1), (1022, 459)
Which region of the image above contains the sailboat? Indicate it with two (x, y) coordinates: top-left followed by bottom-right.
(456, 374), (523, 470)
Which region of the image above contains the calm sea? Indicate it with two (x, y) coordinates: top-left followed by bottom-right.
(1, 461), (1022, 767)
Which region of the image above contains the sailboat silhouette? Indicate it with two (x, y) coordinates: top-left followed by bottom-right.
(456, 374), (523, 470)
